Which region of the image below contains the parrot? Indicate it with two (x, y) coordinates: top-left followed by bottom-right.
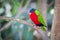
(29, 8), (47, 31)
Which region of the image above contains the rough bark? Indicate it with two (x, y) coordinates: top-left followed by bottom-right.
(51, 0), (60, 40)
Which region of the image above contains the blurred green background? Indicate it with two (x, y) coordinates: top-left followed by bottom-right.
(0, 0), (55, 40)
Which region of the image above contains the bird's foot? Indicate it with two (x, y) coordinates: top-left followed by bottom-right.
(32, 24), (41, 30)
(36, 26), (41, 29)
(32, 24), (36, 26)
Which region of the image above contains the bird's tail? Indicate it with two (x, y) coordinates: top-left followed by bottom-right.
(41, 26), (47, 32)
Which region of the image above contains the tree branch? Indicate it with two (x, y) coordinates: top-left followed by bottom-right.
(1, 0), (31, 32)
(0, 16), (49, 40)
(0, 16), (33, 32)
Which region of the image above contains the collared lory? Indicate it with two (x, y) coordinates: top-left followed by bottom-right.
(29, 8), (47, 31)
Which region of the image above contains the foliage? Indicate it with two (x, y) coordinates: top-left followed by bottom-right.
(10, 0), (20, 16)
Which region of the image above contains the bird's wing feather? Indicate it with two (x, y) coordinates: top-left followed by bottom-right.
(35, 10), (47, 31)
(35, 10), (46, 27)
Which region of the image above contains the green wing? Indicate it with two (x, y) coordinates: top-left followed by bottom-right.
(35, 10), (47, 31)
